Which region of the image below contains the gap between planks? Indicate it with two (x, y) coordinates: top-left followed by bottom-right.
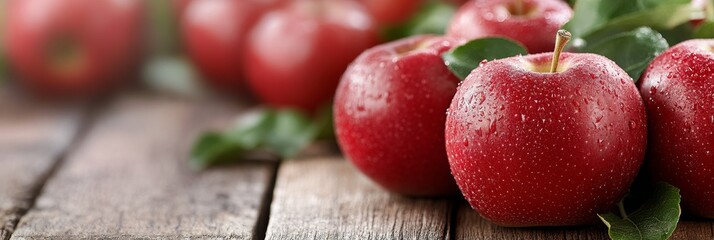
(0, 94), (99, 240)
(9, 92), (278, 239)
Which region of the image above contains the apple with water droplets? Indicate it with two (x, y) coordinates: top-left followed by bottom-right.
(447, 0), (572, 53)
(445, 30), (647, 226)
(638, 39), (714, 218)
(334, 35), (462, 196)
(245, 0), (378, 112)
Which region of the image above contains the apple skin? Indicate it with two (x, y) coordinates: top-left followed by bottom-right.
(447, 0), (572, 53)
(638, 39), (714, 218)
(245, 0), (379, 112)
(445, 53), (647, 226)
(334, 35), (462, 196)
(182, 0), (280, 94)
(360, 0), (422, 25)
(5, 0), (143, 97)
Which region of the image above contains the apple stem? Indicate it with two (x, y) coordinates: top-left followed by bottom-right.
(617, 199), (629, 220)
(514, 0), (524, 15)
(549, 30), (571, 73)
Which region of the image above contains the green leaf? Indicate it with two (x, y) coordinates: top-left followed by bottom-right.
(694, 21), (714, 39)
(442, 38), (527, 80)
(190, 107), (334, 169)
(582, 27), (669, 81)
(598, 182), (681, 240)
(381, 2), (455, 41)
(565, 0), (691, 43)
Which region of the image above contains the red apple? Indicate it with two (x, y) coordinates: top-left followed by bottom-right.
(335, 35), (462, 196)
(447, 0), (572, 53)
(690, 0), (709, 27)
(173, 0), (192, 16)
(182, 0), (280, 94)
(445, 32), (647, 226)
(5, 0), (143, 97)
(245, 0), (379, 112)
(638, 39), (714, 218)
(359, 0), (422, 26)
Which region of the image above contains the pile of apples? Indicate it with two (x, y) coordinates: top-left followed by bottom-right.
(4, 0), (427, 111)
(4, 0), (713, 228)
(334, 0), (714, 227)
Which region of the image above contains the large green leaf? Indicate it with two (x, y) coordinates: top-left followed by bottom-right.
(442, 38), (527, 80)
(582, 27), (669, 81)
(598, 182), (681, 240)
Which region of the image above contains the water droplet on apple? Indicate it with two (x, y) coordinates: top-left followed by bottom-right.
(479, 59), (488, 67)
(463, 138), (469, 147)
(594, 115), (603, 123)
(478, 92), (486, 104)
(629, 120), (636, 129)
(521, 114), (527, 122)
(488, 120), (497, 134)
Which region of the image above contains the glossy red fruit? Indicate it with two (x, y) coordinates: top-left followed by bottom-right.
(5, 0), (143, 97)
(335, 35), (462, 196)
(445, 53), (647, 226)
(182, 0), (279, 93)
(447, 0), (572, 53)
(360, 0), (422, 25)
(245, 0), (378, 112)
(172, 0), (192, 15)
(638, 39), (714, 218)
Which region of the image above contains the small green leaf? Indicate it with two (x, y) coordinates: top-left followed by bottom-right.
(582, 27), (669, 81)
(381, 2), (455, 41)
(694, 21), (714, 39)
(598, 182), (681, 240)
(442, 38), (527, 80)
(190, 107), (334, 169)
(190, 132), (246, 169)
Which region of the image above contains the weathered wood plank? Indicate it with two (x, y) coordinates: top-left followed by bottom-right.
(455, 202), (606, 240)
(455, 201), (714, 240)
(670, 218), (714, 240)
(265, 157), (453, 240)
(11, 93), (276, 239)
(0, 95), (85, 240)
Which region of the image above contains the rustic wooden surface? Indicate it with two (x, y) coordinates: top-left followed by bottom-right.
(11, 93), (277, 239)
(264, 156), (453, 240)
(455, 202), (608, 240)
(1, 91), (713, 239)
(0, 96), (86, 240)
(455, 200), (714, 240)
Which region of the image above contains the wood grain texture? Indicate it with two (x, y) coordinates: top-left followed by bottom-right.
(0, 96), (85, 240)
(455, 202), (607, 240)
(265, 157), (453, 240)
(11, 93), (276, 239)
(670, 218), (714, 240)
(456, 201), (714, 240)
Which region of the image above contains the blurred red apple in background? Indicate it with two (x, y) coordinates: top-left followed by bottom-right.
(359, 0), (423, 26)
(245, 0), (378, 112)
(173, 0), (192, 16)
(638, 39), (714, 218)
(334, 35), (462, 196)
(447, 0), (572, 53)
(445, 32), (647, 226)
(5, 0), (144, 97)
(182, 0), (281, 94)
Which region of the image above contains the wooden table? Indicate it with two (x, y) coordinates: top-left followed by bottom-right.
(1, 91), (712, 240)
